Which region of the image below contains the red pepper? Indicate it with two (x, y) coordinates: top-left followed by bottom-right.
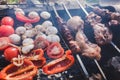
(25, 49), (46, 68)
(16, 13), (40, 23)
(42, 50), (74, 75)
(31, 57), (46, 68)
(0, 59), (37, 80)
(47, 42), (64, 59)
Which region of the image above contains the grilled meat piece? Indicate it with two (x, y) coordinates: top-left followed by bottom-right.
(109, 20), (119, 26)
(92, 7), (120, 26)
(67, 16), (84, 31)
(89, 73), (102, 80)
(92, 7), (110, 18)
(76, 29), (101, 60)
(92, 23), (113, 45)
(86, 12), (102, 24)
(108, 56), (120, 72)
(57, 17), (80, 53)
(87, 13), (113, 45)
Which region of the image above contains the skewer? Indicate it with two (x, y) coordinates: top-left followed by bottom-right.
(0, 55), (4, 59)
(78, 0), (120, 54)
(84, 2), (94, 9)
(75, 0), (108, 80)
(110, 42), (120, 53)
(52, 5), (89, 79)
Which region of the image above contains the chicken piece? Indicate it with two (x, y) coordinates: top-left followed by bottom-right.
(108, 56), (120, 72)
(86, 12), (102, 24)
(67, 16), (84, 31)
(93, 7), (120, 25)
(89, 73), (102, 80)
(87, 13), (113, 45)
(92, 6), (110, 17)
(92, 23), (113, 45)
(110, 12), (120, 22)
(76, 30), (101, 60)
(109, 20), (119, 26)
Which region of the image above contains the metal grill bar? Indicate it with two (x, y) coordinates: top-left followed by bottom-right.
(75, 0), (108, 80)
(110, 42), (120, 53)
(52, 4), (89, 79)
(62, 3), (72, 18)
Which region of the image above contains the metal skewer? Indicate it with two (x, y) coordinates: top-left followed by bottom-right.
(0, 55), (4, 59)
(84, 2), (95, 9)
(52, 5), (89, 79)
(75, 0), (108, 80)
(78, 0), (120, 54)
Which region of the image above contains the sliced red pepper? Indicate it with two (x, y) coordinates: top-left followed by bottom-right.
(0, 59), (37, 80)
(25, 49), (46, 68)
(16, 13), (40, 23)
(42, 50), (74, 75)
(47, 42), (64, 59)
(31, 57), (46, 68)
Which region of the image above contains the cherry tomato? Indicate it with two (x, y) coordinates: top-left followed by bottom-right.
(0, 25), (14, 37)
(4, 47), (19, 61)
(0, 37), (10, 50)
(47, 42), (64, 59)
(1, 16), (14, 27)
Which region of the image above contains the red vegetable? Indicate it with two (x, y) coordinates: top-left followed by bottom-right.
(42, 50), (74, 75)
(4, 47), (19, 61)
(25, 49), (46, 68)
(47, 42), (64, 59)
(0, 37), (10, 50)
(0, 25), (14, 37)
(0, 59), (37, 80)
(31, 57), (46, 68)
(1, 16), (14, 27)
(34, 37), (49, 51)
(16, 13), (40, 23)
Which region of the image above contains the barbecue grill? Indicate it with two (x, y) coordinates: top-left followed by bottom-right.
(0, 0), (120, 80)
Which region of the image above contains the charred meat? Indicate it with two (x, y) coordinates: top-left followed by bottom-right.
(67, 16), (84, 31)
(89, 73), (102, 80)
(56, 17), (80, 53)
(92, 6), (120, 26)
(76, 29), (101, 60)
(108, 56), (120, 72)
(86, 12), (113, 45)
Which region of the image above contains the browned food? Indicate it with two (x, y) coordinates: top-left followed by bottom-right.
(57, 17), (80, 53)
(86, 12), (102, 24)
(92, 23), (113, 45)
(67, 16), (84, 31)
(92, 6), (120, 26)
(76, 29), (101, 60)
(108, 56), (120, 72)
(34, 37), (50, 51)
(89, 73), (102, 80)
(86, 12), (113, 45)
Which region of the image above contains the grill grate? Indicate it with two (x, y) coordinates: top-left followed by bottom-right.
(0, 1), (120, 80)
